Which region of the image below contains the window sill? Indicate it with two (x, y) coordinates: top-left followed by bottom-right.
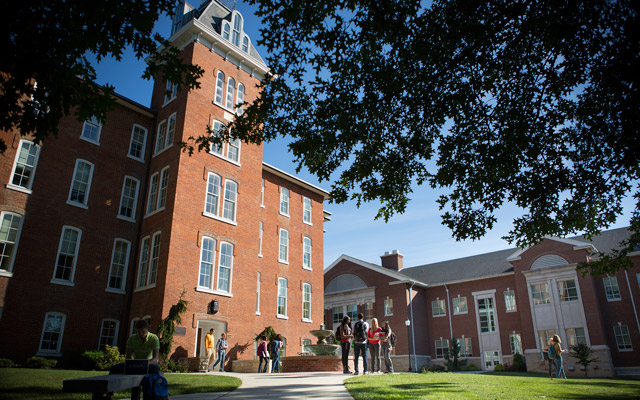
(302, 266), (312, 271)
(51, 279), (75, 287)
(144, 207), (166, 219)
(105, 288), (126, 294)
(117, 215), (136, 223)
(212, 101), (236, 116)
(134, 283), (156, 292)
(202, 212), (237, 226)
(303, 221), (313, 226)
(302, 318), (313, 323)
(258, 254), (263, 258)
(80, 136), (100, 146)
(279, 212), (290, 218)
(453, 311), (468, 315)
(0, 270), (14, 278)
(384, 313), (393, 317)
(618, 348), (633, 352)
(506, 310), (518, 313)
(433, 314), (447, 318)
(5, 183), (32, 195)
(195, 287), (233, 297)
(127, 154), (146, 163)
(276, 315), (288, 320)
(66, 200), (88, 209)
(278, 260), (289, 265)
(209, 151), (241, 167)
(37, 350), (61, 357)
(256, 312), (261, 316)
(162, 97), (176, 108)
(607, 298), (622, 302)
(153, 144), (174, 158)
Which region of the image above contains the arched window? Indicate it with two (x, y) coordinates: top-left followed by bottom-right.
(232, 13), (243, 46)
(236, 83), (245, 115)
(222, 22), (230, 40)
(217, 242), (234, 292)
(242, 36), (249, 53)
(226, 77), (236, 109)
(215, 71), (225, 105)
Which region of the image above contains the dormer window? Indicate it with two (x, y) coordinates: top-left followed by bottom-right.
(242, 36), (249, 53)
(222, 22), (230, 40)
(232, 13), (243, 46)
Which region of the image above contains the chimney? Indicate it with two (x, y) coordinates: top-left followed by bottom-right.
(381, 250), (403, 271)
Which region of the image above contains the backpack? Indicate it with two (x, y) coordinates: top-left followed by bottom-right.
(389, 332), (397, 346)
(547, 343), (557, 360)
(354, 321), (366, 342)
(335, 325), (342, 341)
(142, 374), (169, 400)
(270, 340), (280, 355)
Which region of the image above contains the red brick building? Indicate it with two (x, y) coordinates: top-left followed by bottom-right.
(0, 0), (329, 369)
(325, 228), (640, 377)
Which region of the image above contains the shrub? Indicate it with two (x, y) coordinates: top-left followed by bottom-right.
(512, 353), (527, 371)
(465, 363), (479, 371)
(493, 364), (506, 372)
(160, 358), (188, 373)
(24, 356), (57, 369)
(570, 343), (598, 377)
(444, 338), (467, 372)
(0, 358), (15, 368)
(422, 364), (446, 373)
(81, 345), (125, 371)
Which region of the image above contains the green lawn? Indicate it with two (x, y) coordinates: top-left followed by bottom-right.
(344, 372), (640, 399)
(0, 368), (241, 400)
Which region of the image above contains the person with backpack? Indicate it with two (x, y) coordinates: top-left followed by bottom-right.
(551, 335), (567, 379)
(352, 313), (369, 375)
(381, 320), (395, 373)
(271, 334), (283, 373)
(257, 336), (269, 373)
(367, 318), (384, 374)
(211, 333), (228, 372)
(543, 338), (557, 378)
(337, 316), (354, 374)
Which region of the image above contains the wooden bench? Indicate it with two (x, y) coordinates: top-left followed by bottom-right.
(63, 374), (145, 400)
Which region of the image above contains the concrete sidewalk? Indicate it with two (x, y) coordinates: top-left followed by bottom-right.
(169, 371), (354, 400)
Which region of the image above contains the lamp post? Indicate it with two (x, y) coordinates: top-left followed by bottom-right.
(405, 318), (412, 372)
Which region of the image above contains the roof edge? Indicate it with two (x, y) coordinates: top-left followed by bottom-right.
(263, 163), (330, 200)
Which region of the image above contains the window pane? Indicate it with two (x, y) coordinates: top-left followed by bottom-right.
(217, 242), (233, 292)
(108, 240), (129, 290)
(12, 141), (39, 188)
(55, 228), (79, 281)
(199, 237), (215, 288)
(223, 181), (237, 220)
(129, 126), (147, 159)
(0, 213), (22, 271)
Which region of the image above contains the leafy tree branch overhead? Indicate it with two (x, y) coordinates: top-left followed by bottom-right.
(0, 0), (203, 153)
(229, 0), (640, 274)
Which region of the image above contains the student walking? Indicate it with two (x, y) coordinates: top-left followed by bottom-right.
(271, 334), (283, 373)
(257, 336), (269, 373)
(550, 335), (568, 379)
(352, 313), (369, 375)
(211, 333), (228, 372)
(367, 318), (383, 374)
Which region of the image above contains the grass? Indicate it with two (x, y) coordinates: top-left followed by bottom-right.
(344, 372), (640, 399)
(0, 368), (241, 400)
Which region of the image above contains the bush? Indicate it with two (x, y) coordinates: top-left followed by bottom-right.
(160, 358), (188, 373)
(512, 353), (527, 371)
(422, 364), (446, 373)
(493, 364), (506, 372)
(80, 345), (125, 371)
(464, 363), (479, 371)
(0, 358), (15, 368)
(24, 356), (57, 369)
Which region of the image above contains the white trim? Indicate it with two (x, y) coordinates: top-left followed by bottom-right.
(52, 226), (82, 284)
(215, 241), (234, 294)
(5, 184), (33, 195)
(8, 139), (41, 191)
(0, 211), (25, 274)
(127, 124), (148, 162)
(263, 163), (330, 199)
(67, 159), (94, 208)
(37, 312), (66, 356)
(98, 318), (120, 349)
(80, 117), (102, 145)
(107, 239), (131, 291)
(326, 254), (416, 282)
(118, 176), (140, 221)
(195, 287), (233, 298)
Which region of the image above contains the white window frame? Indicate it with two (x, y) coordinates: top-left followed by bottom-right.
(565, 327), (587, 347)
(260, 179), (265, 207)
(231, 12), (242, 46)
(52, 226), (82, 286)
(145, 166), (169, 216)
(215, 71), (225, 105)
(258, 222), (263, 257)
(157, 166), (170, 210)
(530, 282), (551, 305)
(136, 236), (150, 289)
(477, 297), (497, 333)
(241, 35), (249, 53)
(154, 119), (167, 155)
(461, 336), (472, 357)
(227, 137), (241, 163)
(222, 180), (237, 222)
(603, 276), (621, 301)
(278, 229), (289, 264)
(435, 339), (449, 359)
(226, 77), (236, 109)
(302, 283), (312, 322)
(198, 236), (216, 290)
(163, 80), (178, 105)
(452, 295), (468, 314)
(256, 272), (261, 315)
(558, 279), (579, 302)
(277, 277), (288, 318)
(236, 83), (245, 115)
(216, 242), (233, 294)
(0, 211), (24, 276)
(222, 21), (230, 40)
(38, 312), (66, 356)
(204, 172), (221, 216)
(280, 187), (290, 216)
(7, 139), (40, 194)
(118, 176), (140, 222)
(510, 333), (522, 354)
(67, 159), (94, 209)
(209, 120), (225, 156)
(98, 319), (120, 349)
(614, 325), (633, 351)
(164, 113), (176, 151)
(432, 298), (446, 317)
(303, 236), (312, 270)
(384, 297), (393, 316)
(128, 124), (148, 162)
(504, 289), (517, 312)
(135, 231), (161, 290)
(303, 197), (312, 225)
(106, 239), (131, 293)
(80, 116), (102, 145)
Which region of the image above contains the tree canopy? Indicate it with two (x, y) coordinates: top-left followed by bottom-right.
(0, 0), (203, 153)
(229, 0), (639, 274)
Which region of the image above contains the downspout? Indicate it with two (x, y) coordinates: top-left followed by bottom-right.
(624, 271), (640, 334)
(444, 283), (453, 340)
(409, 281), (417, 372)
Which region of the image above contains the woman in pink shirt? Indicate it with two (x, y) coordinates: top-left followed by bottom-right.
(367, 318), (384, 374)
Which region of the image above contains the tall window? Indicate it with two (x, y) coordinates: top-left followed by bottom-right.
(146, 173), (158, 214)
(217, 242), (233, 293)
(303, 237), (312, 269)
(461, 337), (472, 357)
(452, 296), (467, 314)
(53, 226), (82, 283)
(163, 80), (178, 104)
(384, 298), (393, 316)
(346, 304), (358, 320)
(242, 36), (249, 52)
(614, 325), (632, 351)
(332, 307), (344, 324)
(99, 319), (119, 349)
(231, 13), (242, 46)
(81, 116), (101, 144)
(146, 167), (169, 214)
(227, 138), (240, 162)
(258, 222), (263, 257)
(67, 159), (94, 207)
(565, 327), (587, 346)
(558, 279), (579, 302)
(0, 212), (23, 273)
(530, 283), (551, 305)
(432, 299), (446, 316)
(226, 78), (236, 109)
(39, 312), (66, 354)
(365, 301), (374, 320)
(302, 283), (312, 321)
(215, 71), (225, 105)
(280, 187), (290, 216)
(118, 176), (140, 221)
(510, 333), (522, 354)
(136, 232), (161, 289)
(222, 180), (237, 221)
(198, 237), (216, 289)
(260, 179), (265, 206)
(154, 120), (167, 154)
(279, 229), (289, 263)
(157, 167), (169, 209)
(477, 297), (496, 332)
(504, 290), (516, 311)
(128, 125), (148, 161)
(205, 173), (221, 215)
(155, 114), (175, 154)
(277, 277), (288, 317)
(136, 237), (149, 287)
(435, 339), (449, 359)
(256, 272), (261, 314)
(222, 22), (230, 40)
(108, 239), (130, 291)
(9, 140), (40, 191)
(236, 83), (245, 115)
(303, 197), (312, 224)
(148, 232), (161, 285)
(603, 276), (621, 301)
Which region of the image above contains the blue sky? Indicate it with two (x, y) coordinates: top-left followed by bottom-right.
(91, 1), (635, 270)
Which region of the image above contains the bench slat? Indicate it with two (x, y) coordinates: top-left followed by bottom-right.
(63, 374), (145, 393)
